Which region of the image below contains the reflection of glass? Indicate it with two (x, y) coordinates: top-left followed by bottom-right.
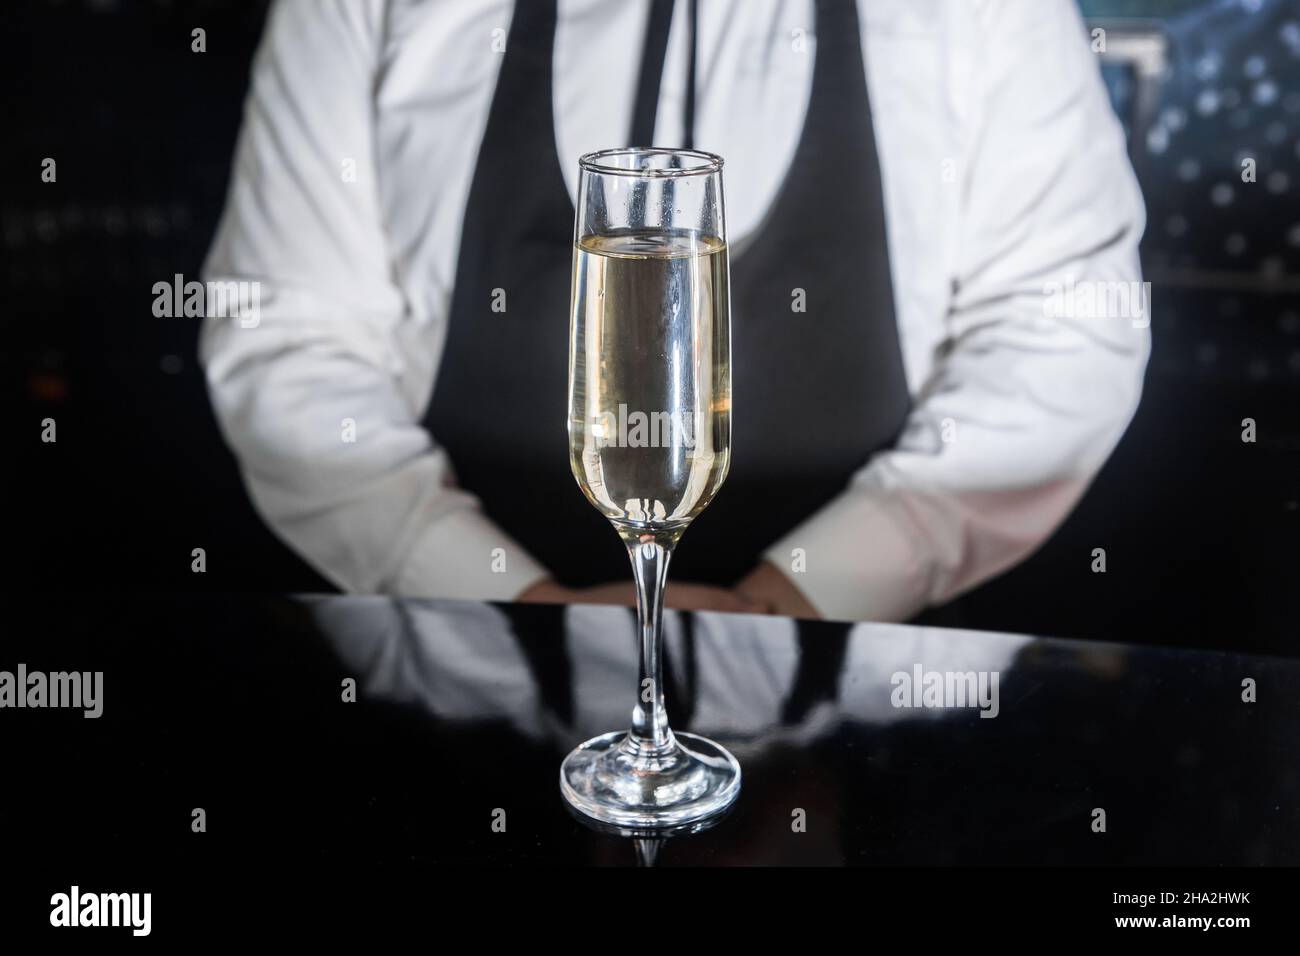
(561, 148), (741, 829)
(635, 839), (661, 867)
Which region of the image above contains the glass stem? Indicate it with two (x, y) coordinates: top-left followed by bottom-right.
(626, 533), (675, 752)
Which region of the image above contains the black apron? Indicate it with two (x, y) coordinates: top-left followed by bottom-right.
(426, 0), (910, 587)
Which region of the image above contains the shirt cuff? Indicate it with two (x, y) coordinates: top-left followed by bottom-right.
(386, 506), (551, 603)
(761, 488), (929, 623)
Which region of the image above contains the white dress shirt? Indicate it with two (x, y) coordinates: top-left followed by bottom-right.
(200, 0), (1149, 622)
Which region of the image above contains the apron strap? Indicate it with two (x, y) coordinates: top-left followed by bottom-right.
(683, 0), (697, 148)
(628, 0), (697, 147)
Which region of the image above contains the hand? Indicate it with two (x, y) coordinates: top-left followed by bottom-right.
(735, 561), (820, 619)
(517, 578), (764, 614)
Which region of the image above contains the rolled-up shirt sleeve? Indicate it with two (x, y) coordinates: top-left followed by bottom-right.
(199, 0), (549, 600)
(764, 0), (1150, 622)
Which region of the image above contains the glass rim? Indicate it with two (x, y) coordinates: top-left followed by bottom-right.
(579, 147), (724, 178)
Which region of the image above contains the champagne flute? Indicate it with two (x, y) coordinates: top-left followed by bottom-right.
(561, 147), (740, 828)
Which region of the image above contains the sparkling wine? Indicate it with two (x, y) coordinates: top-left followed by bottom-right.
(568, 230), (731, 536)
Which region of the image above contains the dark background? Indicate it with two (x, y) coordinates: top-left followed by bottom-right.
(5, 0), (1298, 655)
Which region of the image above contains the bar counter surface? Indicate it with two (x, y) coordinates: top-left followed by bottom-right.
(3, 592), (1298, 870)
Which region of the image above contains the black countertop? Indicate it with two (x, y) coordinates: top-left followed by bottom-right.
(4, 592), (1298, 872)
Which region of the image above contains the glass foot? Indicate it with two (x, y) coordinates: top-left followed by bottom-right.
(560, 729), (741, 829)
